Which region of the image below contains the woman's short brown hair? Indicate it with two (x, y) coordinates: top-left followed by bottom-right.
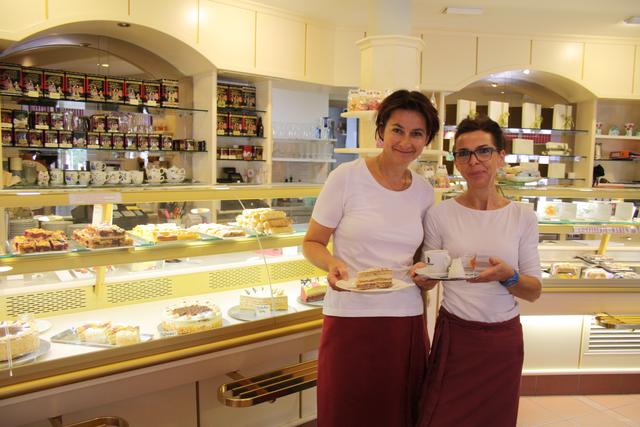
(454, 117), (505, 151)
(375, 90), (440, 143)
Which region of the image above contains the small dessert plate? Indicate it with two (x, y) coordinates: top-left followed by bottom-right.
(414, 267), (480, 281)
(335, 278), (413, 293)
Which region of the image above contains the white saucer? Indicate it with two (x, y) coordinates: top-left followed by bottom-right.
(335, 278), (413, 293)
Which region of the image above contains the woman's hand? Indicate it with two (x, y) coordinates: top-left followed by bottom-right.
(469, 256), (515, 283)
(410, 262), (439, 291)
(327, 258), (349, 291)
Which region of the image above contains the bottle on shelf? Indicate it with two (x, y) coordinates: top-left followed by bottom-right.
(257, 117), (264, 138)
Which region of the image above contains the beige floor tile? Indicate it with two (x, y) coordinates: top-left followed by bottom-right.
(537, 421), (576, 427)
(583, 395), (639, 410)
(613, 402), (640, 423)
(517, 397), (566, 427)
(532, 396), (599, 419)
(569, 410), (637, 427)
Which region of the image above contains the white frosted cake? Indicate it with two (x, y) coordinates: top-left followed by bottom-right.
(448, 258), (466, 278)
(161, 301), (223, 335)
(0, 320), (40, 361)
(239, 287), (288, 311)
(355, 268), (393, 289)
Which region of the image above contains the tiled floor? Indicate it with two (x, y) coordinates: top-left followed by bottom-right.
(518, 394), (640, 427)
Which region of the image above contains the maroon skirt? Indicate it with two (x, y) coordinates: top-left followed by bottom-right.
(318, 315), (429, 427)
(418, 307), (524, 427)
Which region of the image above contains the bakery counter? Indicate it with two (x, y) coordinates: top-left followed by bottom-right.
(0, 280), (323, 399)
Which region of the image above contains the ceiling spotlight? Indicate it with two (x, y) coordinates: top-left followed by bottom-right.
(491, 83), (498, 88)
(523, 69), (531, 75)
(117, 22), (131, 28)
(500, 91), (505, 94)
(442, 7), (483, 15)
(97, 63), (110, 68)
(624, 16), (640, 25)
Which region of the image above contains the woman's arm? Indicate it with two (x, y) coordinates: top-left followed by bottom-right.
(303, 219), (348, 288)
(470, 256), (541, 302)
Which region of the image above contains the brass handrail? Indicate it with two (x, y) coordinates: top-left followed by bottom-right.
(596, 312), (640, 329)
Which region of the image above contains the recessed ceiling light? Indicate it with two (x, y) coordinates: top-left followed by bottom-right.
(98, 63), (110, 68)
(523, 69), (531, 75)
(491, 83), (498, 87)
(442, 7), (483, 15)
(117, 22), (131, 28)
(624, 16), (640, 24)
(500, 91), (505, 94)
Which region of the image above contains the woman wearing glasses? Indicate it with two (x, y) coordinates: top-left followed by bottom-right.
(412, 117), (542, 427)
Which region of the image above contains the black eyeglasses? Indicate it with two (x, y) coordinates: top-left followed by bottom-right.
(452, 146), (497, 163)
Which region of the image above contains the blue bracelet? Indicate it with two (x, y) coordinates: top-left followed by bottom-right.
(499, 270), (519, 288)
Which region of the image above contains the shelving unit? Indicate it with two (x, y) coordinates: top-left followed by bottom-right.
(595, 135), (640, 141)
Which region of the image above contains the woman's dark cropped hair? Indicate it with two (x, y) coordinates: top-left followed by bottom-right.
(454, 117), (506, 151)
(375, 90), (440, 144)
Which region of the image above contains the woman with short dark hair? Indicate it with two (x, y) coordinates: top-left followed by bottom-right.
(412, 117), (542, 427)
(303, 89), (439, 426)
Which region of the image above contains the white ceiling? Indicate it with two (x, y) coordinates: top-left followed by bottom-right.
(254, 0), (640, 38)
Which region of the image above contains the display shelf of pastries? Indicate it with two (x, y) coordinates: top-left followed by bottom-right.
(130, 223), (201, 243)
(188, 223), (247, 239)
(72, 224), (134, 249)
(9, 228), (71, 255)
(235, 208), (294, 235)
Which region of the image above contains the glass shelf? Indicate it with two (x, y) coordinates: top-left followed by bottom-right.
(0, 93), (208, 113)
(9, 181), (205, 191)
(595, 158), (640, 162)
(505, 154), (586, 163)
(538, 219), (639, 226)
(216, 158), (266, 162)
(595, 135), (640, 141)
(218, 107), (266, 114)
(273, 138), (337, 143)
(2, 146), (206, 154)
(272, 157), (336, 163)
(443, 125), (589, 135)
(217, 135), (266, 139)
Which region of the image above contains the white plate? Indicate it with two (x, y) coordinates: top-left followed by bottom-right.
(335, 278), (413, 293)
(36, 319), (52, 334)
(414, 267), (480, 281)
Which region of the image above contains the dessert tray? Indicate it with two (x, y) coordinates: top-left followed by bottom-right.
(5, 239), (85, 257)
(335, 278), (413, 293)
(228, 305), (297, 322)
(296, 297), (324, 307)
(0, 339), (50, 369)
(414, 267), (480, 281)
(51, 329), (153, 348)
(157, 321), (228, 337)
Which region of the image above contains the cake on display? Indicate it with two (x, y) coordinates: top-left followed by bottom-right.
(11, 228), (68, 253)
(73, 224), (133, 248)
(235, 208), (293, 234)
(131, 223), (200, 242)
(551, 263), (582, 279)
(0, 320), (40, 361)
(74, 321), (141, 346)
(355, 268), (393, 289)
(189, 223), (246, 238)
(300, 278), (328, 302)
(239, 287), (288, 311)
(161, 301), (223, 335)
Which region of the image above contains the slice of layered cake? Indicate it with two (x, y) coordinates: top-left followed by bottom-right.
(239, 287), (288, 311)
(300, 278), (327, 302)
(355, 268), (393, 289)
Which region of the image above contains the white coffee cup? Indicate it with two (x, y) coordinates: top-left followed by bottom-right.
(64, 170), (79, 185)
(49, 168), (64, 185)
(78, 171), (91, 186)
(90, 161), (106, 172)
(614, 202), (636, 222)
(91, 170), (107, 185)
(37, 170), (49, 187)
(424, 250), (451, 274)
(106, 170), (121, 184)
(130, 170), (144, 185)
(120, 170), (132, 184)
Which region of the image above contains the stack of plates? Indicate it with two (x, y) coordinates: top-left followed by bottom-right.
(8, 218), (39, 239)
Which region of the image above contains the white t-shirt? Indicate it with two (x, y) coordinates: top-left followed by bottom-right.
(312, 158), (434, 317)
(424, 199), (541, 323)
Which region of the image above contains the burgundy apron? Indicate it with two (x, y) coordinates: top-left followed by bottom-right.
(418, 307), (524, 427)
(318, 315), (429, 427)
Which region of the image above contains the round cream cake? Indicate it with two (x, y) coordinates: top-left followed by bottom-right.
(161, 301), (223, 335)
(0, 320), (40, 361)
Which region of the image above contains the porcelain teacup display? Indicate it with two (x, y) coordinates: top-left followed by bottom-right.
(37, 170), (49, 186)
(78, 171), (92, 186)
(106, 170), (121, 185)
(91, 170), (107, 186)
(89, 161), (107, 172)
(49, 168), (64, 185)
(120, 170), (132, 184)
(423, 250), (451, 275)
(165, 166), (186, 183)
(146, 167), (164, 183)
(130, 170), (144, 185)
(64, 170), (79, 185)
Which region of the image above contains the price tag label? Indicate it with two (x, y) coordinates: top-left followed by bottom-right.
(68, 192), (122, 205)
